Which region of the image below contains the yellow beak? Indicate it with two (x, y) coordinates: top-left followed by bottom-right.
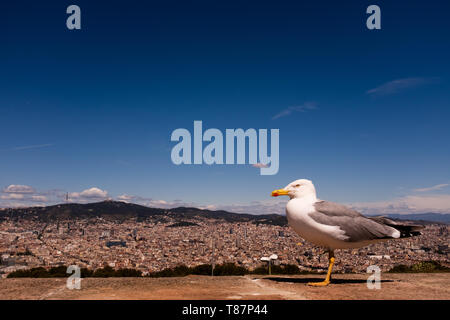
(271, 189), (289, 197)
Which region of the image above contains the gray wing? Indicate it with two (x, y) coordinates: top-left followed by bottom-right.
(313, 201), (364, 218)
(311, 201), (398, 242)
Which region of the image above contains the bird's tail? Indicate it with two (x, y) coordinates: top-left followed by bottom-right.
(368, 216), (424, 238)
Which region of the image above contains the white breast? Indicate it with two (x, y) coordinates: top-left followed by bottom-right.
(286, 199), (359, 249)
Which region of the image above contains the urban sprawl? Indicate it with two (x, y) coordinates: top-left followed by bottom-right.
(0, 211), (448, 278)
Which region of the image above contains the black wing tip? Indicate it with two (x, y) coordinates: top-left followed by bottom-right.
(399, 230), (423, 238)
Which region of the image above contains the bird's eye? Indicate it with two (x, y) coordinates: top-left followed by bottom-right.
(295, 184), (301, 187)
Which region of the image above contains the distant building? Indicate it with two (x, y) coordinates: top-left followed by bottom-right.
(102, 231), (110, 237)
(368, 255), (390, 260)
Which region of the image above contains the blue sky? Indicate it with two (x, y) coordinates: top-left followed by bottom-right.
(1, 0), (450, 214)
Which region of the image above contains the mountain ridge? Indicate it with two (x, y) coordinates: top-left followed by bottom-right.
(0, 200), (288, 226)
(0, 200), (448, 225)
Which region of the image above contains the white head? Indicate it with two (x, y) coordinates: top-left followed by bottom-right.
(271, 179), (317, 200)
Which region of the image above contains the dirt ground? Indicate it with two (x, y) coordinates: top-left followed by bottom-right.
(0, 273), (449, 300)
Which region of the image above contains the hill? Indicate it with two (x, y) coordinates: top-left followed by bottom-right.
(0, 200), (288, 226)
(384, 213), (450, 224)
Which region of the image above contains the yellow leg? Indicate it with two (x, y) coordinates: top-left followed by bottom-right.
(308, 251), (335, 287)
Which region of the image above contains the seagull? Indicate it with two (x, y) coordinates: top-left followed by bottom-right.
(272, 179), (423, 286)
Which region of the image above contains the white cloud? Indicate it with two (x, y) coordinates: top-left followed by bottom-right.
(413, 183), (449, 192)
(366, 77), (437, 96)
(0, 184), (51, 207)
(13, 143), (53, 151)
(199, 204), (218, 210)
(69, 187), (108, 200)
(0, 186), (112, 208)
(150, 200), (168, 205)
(117, 194), (134, 201)
(272, 102), (317, 120)
(0, 193), (25, 200)
(351, 194), (450, 215)
(31, 195), (48, 202)
(3, 185), (35, 194)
